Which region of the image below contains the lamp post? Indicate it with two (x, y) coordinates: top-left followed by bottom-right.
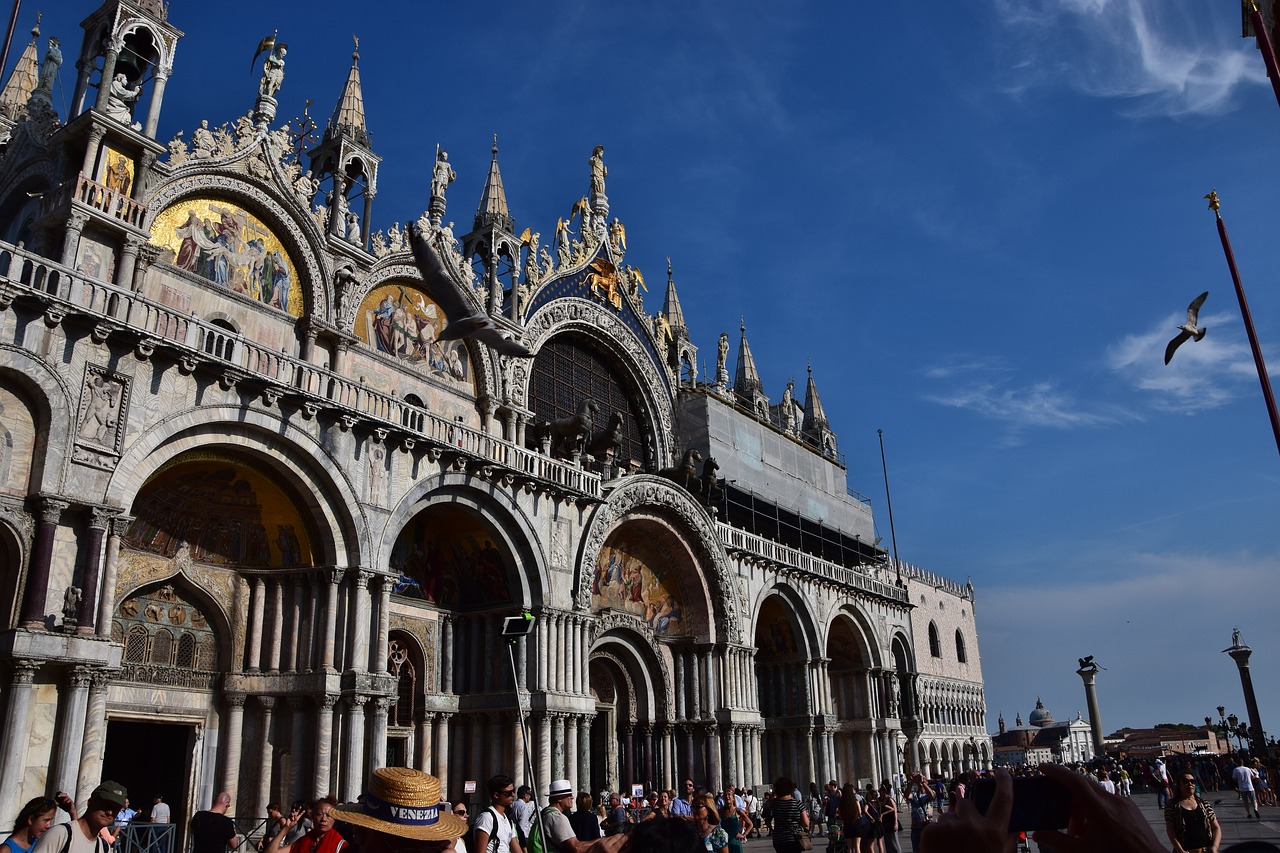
(1223, 629), (1268, 758)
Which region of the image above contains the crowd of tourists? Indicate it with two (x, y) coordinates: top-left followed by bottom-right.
(5, 757), (1280, 853)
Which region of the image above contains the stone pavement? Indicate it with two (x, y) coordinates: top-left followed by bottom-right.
(737, 791), (1280, 851)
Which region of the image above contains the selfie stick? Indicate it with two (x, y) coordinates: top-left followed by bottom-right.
(502, 612), (548, 849)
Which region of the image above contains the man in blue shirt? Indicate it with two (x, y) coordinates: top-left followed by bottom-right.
(670, 780), (696, 816)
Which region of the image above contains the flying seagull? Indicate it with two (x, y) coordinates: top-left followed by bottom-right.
(1164, 291), (1208, 365)
(407, 223), (532, 358)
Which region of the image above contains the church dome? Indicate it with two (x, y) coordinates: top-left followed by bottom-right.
(1029, 697), (1055, 727)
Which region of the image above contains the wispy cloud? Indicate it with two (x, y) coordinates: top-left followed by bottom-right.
(1107, 309), (1256, 412)
(992, 0), (1263, 116)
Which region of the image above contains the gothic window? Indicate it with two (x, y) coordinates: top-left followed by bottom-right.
(955, 631), (967, 664)
(113, 583), (221, 689)
(527, 335), (648, 467)
(928, 622), (941, 658)
(387, 635), (419, 728)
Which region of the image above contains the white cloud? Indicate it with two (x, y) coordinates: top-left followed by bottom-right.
(992, 0), (1264, 116)
(1107, 309), (1256, 412)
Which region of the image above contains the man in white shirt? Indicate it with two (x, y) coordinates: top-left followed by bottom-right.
(1094, 767), (1116, 795)
(150, 796), (171, 824)
(473, 775), (520, 853)
(1232, 756), (1262, 819)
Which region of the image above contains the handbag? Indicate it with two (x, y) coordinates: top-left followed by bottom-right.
(797, 832), (814, 851)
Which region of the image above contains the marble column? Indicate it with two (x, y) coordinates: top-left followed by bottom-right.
(76, 670), (111, 805)
(51, 666), (92, 795)
(289, 698), (308, 801)
(578, 716), (592, 797)
(93, 48), (120, 111)
(268, 581), (284, 672)
(322, 570), (342, 672)
(553, 615), (565, 692)
(641, 724), (654, 787)
(434, 714), (451, 794)
(256, 696), (276, 819)
(552, 715), (566, 780)
(706, 724), (721, 789)
(246, 578), (266, 672)
(371, 698), (390, 770)
(534, 715), (550, 796)
(115, 236), (141, 288)
(511, 714), (526, 790)
(0, 661), (40, 823)
(348, 571), (372, 674)
(313, 695), (336, 798)
(19, 498), (68, 629)
(75, 508), (111, 635)
(95, 515), (130, 639)
(284, 579), (301, 672)
(301, 575), (320, 672)
(343, 696), (368, 801)
(372, 576), (390, 674)
(535, 619), (548, 692)
(142, 70), (169, 138)
(659, 726), (674, 791)
(565, 716), (579, 792)
(468, 714), (485, 784)
(221, 694), (247, 813)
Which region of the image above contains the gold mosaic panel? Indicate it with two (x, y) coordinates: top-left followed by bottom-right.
(591, 538), (690, 637)
(354, 281), (474, 390)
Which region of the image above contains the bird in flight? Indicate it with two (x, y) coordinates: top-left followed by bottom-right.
(408, 223), (533, 357)
(1164, 291), (1208, 365)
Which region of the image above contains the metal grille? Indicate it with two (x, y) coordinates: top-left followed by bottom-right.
(528, 336), (648, 467)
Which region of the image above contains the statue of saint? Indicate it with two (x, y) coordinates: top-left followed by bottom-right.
(33, 37), (61, 102)
(589, 145), (607, 198)
(104, 73), (141, 126)
(192, 120), (215, 158)
(715, 332), (729, 389)
(259, 43), (287, 99)
(430, 149), (456, 200)
(555, 217), (570, 267)
(782, 379), (796, 433)
(1232, 627), (1242, 647)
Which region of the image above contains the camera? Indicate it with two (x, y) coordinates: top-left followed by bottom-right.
(969, 775), (1071, 832)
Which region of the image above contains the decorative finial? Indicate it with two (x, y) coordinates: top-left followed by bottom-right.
(807, 360), (812, 375)
(740, 315), (745, 334)
(667, 256), (672, 277)
(32, 11), (40, 39)
(352, 34), (359, 63)
(493, 132), (499, 156)
(1205, 189), (1220, 213)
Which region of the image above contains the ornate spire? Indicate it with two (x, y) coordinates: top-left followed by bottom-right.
(662, 258), (686, 331)
(326, 37), (370, 147)
(801, 361), (829, 432)
(734, 319), (762, 398)
(0, 16), (41, 120)
(474, 134), (513, 232)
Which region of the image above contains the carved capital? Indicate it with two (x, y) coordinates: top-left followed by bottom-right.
(373, 697), (391, 713)
(87, 505), (117, 531)
(348, 694), (369, 710)
(68, 666), (93, 689)
(258, 695), (277, 711)
(67, 212), (90, 234)
(226, 693), (248, 710)
(354, 569), (372, 590)
(11, 659), (40, 684)
(38, 497), (70, 525)
(319, 694), (339, 712)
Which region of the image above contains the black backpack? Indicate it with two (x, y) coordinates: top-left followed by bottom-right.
(468, 807), (508, 853)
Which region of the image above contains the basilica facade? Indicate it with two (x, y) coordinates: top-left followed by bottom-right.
(0, 0), (990, 835)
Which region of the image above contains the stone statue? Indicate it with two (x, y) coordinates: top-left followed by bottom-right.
(192, 120), (215, 158)
(62, 585), (81, 627)
(259, 43), (287, 99)
(346, 211), (360, 244)
(33, 36), (61, 103)
(555, 217), (570, 267)
(609, 218), (626, 254)
(589, 145), (607, 198)
(329, 188), (349, 237)
(293, 168), (319, 203)
(1233, 627), (1241, 647)
(386, 221), (404, 253)
(104, 73), (142, 127)
(715, 332), (729, 390)
(430, 149), (456, 200)
(782, 379), (796, 433)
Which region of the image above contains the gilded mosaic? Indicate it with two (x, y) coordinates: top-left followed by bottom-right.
(151, 198), (303, 316)
(354, 282), (473, 389)
(591, 538), (689, 637)
(125, 455), (314, 568)
(98, 145), (135, 198)
(389, 505), (511, 608)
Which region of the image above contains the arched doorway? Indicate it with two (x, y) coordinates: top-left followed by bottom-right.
(754, 594), (813, 787)
(587, 630), (667, 795)
(827, 614), (874, 785)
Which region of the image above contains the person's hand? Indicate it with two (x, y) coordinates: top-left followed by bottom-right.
(919, 769), (1015, 853)
(1031, 763), (1165, 853)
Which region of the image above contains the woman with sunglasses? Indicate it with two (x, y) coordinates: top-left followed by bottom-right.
(1163, 774), (1220, 853)
(692, 796), (728, 853)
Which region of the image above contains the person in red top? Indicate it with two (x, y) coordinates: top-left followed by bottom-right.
(265, 799), (346, 853)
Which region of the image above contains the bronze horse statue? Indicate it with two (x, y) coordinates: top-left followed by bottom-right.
(698, 456), (721, 503)
(657, 449), (701, 491)
(587, 411), (625, 461)
(539, 398), (599, 457)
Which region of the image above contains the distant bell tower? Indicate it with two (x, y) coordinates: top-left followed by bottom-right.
(308, 38), (380, 251)
(462, 136), (520, 318)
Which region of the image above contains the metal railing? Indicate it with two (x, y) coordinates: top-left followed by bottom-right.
(718, 522), (909, 603)
(0, 241), (602, 499)
(115, 823), (175, 853)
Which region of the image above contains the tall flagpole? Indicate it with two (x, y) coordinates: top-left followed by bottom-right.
(1205, 190), (1280, 458)
(877, 428), (902, 582)
(1245, 1), (1280, 112)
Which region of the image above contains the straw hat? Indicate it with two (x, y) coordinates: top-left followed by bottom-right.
(331, 768), (466, 841)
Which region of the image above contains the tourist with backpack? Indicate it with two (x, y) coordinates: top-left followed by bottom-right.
(471, 775), (520, 853)
(526, 780), (624, 853)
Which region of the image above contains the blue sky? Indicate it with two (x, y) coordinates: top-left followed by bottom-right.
(34, 0), (1280, 736)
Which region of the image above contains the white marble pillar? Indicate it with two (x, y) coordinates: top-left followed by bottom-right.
(416, 712), (434, 773)
(553, 615), (565, 692)
(578, 716), (592, 796)
(76, 671), (111, 806)
(371, 698), (390, 769)
(221, 695), (247, 813)
(314, 696), (336, 798)
(552, 715), (566, 780)
(289, 698), (308, 801)
(95, 516), (129, 639)
(0, 661), (38, 821)
(434, 714), (451, 794)
(349, 571), (372, 674)
(441, 617), (454, 693)
(322, 571), (342, 672)
(565, 716), (579, 792)
(512, 714), (526, 790)
(256, 697), (276, 819)
(535, 715), (550, 795)
(52, 667), (92, 795)
(373, 576), (391, 674)
(690, 650), (702, 719)
(660, 726), (674, 791)
(535, 619), (548, 692)
(268, 581), (284, 673)
(343, 696), (368, 801)
(284, 579), (302, 672)
(247, 578), (267, 671)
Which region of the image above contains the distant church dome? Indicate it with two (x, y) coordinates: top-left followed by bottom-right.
(1029, 697), (1055, 727)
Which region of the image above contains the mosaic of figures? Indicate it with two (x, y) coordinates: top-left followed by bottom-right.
(0, 385), (35, 496)
(354, 282), (472, 389)
(112, 582), (221, 688)
(150, 198), (303, 316)
(388, 506), (511, 609)
(125, 457), (314, 569)
(756, 600), (799, 655)
(591, 539), (690, 637)
(97, 146), (135, 197)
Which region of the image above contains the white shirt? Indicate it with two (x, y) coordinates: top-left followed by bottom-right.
(473, 808), (515, 853)
(1233, 765), (1257, 793)
(1097, 777), (1116, 795)
(151, 803), (171, 824)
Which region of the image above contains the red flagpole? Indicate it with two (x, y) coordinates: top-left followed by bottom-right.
(1247, 1), (1280, 112)
(1207, 190), (1280, 459)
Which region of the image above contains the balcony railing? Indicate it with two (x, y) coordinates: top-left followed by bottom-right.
(42, 174), (148, 229)
(0, 242), (601, 498)
(717, 522), (909, 603)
